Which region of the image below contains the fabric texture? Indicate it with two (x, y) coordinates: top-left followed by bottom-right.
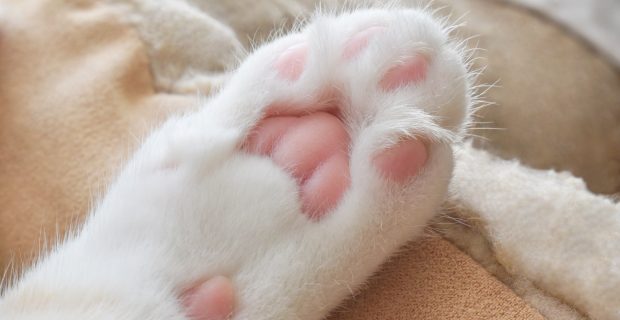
(329, 236), (544, 320)
(0, 0), (197, 269)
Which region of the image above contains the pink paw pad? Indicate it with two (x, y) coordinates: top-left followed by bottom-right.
(244, 112), (350, 219)
(274, 42), (308, 81)
(373, 139), (428, 184)
(379, 55), (428, 90)
(182, 276), (235, 320)
(244, 111), (427, 219)
(342, 26), (386, 59)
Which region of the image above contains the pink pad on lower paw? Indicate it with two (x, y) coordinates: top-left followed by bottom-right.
(379, 55), (428, 91)
(373, 139), (428, 184)
(182, 276), (235, 320)
(274, 42), (308, 81)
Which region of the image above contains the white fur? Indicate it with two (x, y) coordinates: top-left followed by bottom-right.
(0, 8), (470, 320)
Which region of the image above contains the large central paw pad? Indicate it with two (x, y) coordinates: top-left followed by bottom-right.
(244, 112), (427, 219)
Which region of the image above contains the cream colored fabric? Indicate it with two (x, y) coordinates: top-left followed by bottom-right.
(450, 144), (620, 320)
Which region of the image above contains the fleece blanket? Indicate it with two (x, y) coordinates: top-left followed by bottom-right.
(1, 0), (619, 319)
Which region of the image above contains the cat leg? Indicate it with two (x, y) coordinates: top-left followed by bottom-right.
(0, 8), (472, 320)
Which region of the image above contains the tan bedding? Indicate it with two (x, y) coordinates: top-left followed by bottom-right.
(1, 0), (619, 319)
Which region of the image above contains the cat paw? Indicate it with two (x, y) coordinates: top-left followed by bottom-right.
(169, 8), (472, 319)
